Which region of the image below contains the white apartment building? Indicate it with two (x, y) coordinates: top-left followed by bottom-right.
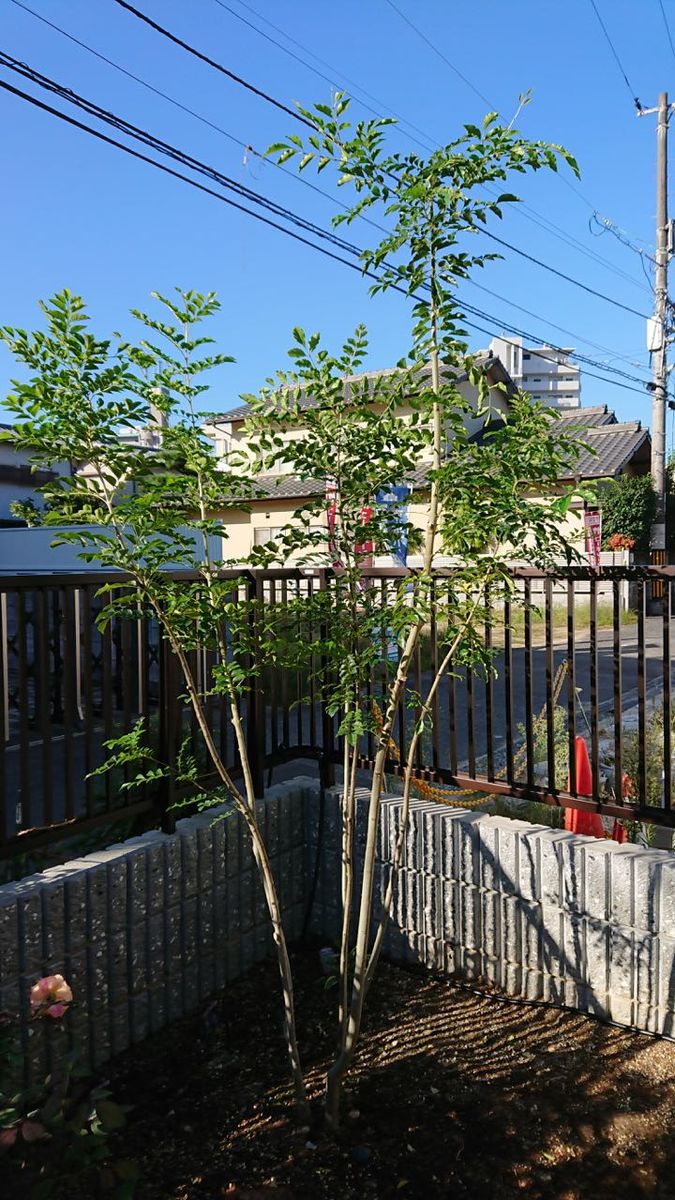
(487, 335), (581, 408)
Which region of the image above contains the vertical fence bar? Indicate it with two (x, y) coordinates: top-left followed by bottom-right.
(430, 579), (440, 772)
(156, 635), (172, 829)
(448, 591), (458, 777)
(504, 591), (514, 784)
(612, 579), (623, 807)
(82, 587), (96, 818)
(280, 577), (290, 754)
(295, 576), (303, 749)
(61, 587), (76, 820)
(637, 578), (647, 807)
(485, 586), (494, 782)
(308, 575), (317, 750)
(466, 660), (475, 779)
(36, 588), (53, 828)
(319, 570), (335, 788)
(663, 575), (671, 812)
(101, 599), (114, 815)
(0, 590), (6, 845)
(567, 578), (577, 797)
(121, 605), (133, 791)
(17, 591), (31, 830)
(545, 577), (556, 794)
(414, 619), (423, 774)
(268, 578), (278, 761)
(524, 578), (534, 791)
(589, 575), (600, 802)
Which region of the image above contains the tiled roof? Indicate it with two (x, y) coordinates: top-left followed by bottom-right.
(240, 421), (649, 504)
(555, 405), (616, 427)
(206, 354), (509, 426)
(561, 421), (650, 479)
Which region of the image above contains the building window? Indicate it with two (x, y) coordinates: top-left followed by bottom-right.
(254, 526), (284, 545)
(523, 353), (531, 360)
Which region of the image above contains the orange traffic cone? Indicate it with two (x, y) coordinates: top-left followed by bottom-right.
(565, 736), (605, 838)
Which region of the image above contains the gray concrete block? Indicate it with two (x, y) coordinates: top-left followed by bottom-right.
(560, 838), (585, 914)
(609, 926), (634, 1000)
(633, 852), (668, 933)
(582, 842), (615, 921)
(518, 832), (541, 902)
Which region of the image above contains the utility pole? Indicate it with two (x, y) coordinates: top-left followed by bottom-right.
(640, 92), (672, 560)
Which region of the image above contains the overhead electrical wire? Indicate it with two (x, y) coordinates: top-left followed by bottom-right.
(109, 0), (649, 299)
(0, 57), (651, 401)
(111, 0), (314, 129)
(210, 0), (435, 152)
(379, 0), (612, 218)
(6, 0), (389, 235)
(465, 277), (650, 374)
(659, 0), (675, 67)
(219, 0), (435, 149)
(212, 0), (646, 293)
(380, 0), (494, 110)
(480, 230), (649, 320)
(588, 0), (643, 111)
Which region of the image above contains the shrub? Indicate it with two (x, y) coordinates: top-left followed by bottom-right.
(600, 474), (656, 555)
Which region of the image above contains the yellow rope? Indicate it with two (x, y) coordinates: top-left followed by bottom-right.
(373, 658), (569, 809)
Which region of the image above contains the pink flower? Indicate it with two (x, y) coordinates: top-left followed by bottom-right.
(29, 975), (73, 1020)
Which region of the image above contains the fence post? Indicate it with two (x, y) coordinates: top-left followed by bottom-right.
(157, 632), (178, 833)
(246, 573), (266, 799)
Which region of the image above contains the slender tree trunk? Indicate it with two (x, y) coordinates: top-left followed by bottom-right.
(162, 624), (310, 1115)
(326, 218), (444, 1127)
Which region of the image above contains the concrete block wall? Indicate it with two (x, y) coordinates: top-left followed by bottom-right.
(307, 790), (675, 1037)
(0, 780), (315, 1083)
(4, 778), (675, 1086)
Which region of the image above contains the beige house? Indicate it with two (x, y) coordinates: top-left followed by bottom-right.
(204, 363), (651, 565)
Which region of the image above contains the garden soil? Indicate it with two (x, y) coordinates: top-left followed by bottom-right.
(7, 952), (675, 1199)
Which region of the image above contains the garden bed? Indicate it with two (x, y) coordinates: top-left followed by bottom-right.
(7, 952), (675, 1200)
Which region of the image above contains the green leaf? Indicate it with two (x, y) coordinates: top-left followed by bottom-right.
(96, 1099), (127, 1131)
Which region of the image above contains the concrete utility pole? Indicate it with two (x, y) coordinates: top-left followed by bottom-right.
(641, 92), (672, 555)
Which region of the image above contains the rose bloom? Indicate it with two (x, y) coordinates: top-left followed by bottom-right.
(30, 975), (73, 1019)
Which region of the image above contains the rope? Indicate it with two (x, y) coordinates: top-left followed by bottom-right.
(372, 659), (570, 808)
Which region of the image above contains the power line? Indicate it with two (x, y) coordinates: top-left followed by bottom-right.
(0, 77), (378, 275)
(9, 0), (243, 149)
(465, 277), (651, 374)
(658, 0), (675, 67)
(224, 0), (648, 294)
(6, 0), (390, 235)
(0, 61), (651, 398)
(225, 0), (640, 289)
(588, 0), (643, 111)
(112, 0), (314, 129)
(0, 52), (367, 257)
(381, 0), (495, 110)
(223, 0), (435, 148)
(210, 0), (434, 151)
(481, 230), (650, 320)
(1, 48), (651, 388)
(111, 0), (650, 302)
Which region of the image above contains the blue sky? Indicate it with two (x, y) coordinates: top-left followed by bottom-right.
(0, 0), (671, 432)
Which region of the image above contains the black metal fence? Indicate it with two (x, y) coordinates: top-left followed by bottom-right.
(1, 565), (674, 858)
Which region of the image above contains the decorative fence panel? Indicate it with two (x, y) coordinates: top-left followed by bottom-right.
(1, 565), (674, 858)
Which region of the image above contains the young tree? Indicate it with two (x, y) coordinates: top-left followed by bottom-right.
(2, 98), (589, 1131)
(263, 94), (589, 1124)
(0, 289), (311, 1112)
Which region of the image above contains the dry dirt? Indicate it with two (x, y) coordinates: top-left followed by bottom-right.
(7, 953), (675, 1199)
